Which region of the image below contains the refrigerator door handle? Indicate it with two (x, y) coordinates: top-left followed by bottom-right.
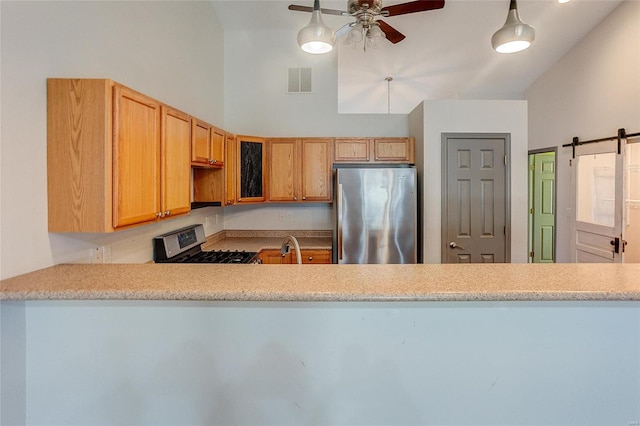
(337, 183), (343, 261)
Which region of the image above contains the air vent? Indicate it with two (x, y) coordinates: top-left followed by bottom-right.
(288, 68), (312, 93)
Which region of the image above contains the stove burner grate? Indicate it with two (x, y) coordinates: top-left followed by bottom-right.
(172, 249), (258, 264)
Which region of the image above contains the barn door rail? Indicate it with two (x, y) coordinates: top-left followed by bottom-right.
(563, 128), (640, 158)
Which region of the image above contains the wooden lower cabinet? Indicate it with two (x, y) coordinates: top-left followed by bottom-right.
(300, 249), (332, 264)
(259, 249), (332, 264)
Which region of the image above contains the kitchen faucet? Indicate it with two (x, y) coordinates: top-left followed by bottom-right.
(280, 235), (302, 264)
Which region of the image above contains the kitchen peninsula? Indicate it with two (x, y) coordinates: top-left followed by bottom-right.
(1, 263), (640, 425)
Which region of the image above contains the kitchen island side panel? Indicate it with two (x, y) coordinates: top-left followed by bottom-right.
(17, 300), (640, 426)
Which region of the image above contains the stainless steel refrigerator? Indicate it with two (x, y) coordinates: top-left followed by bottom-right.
(333, 166), (417, 264)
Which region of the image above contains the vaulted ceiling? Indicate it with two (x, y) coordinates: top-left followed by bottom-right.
(211, 0), (622, 113)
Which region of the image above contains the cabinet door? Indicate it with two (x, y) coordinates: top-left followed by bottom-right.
(373, 138), (414, 163)
(191, 118), (211, 165)
(301, 138), (332, 202)
(236, 136), (266, 203)
(225, 133), (237, 205)
(301, 249), (332, 264)
(161, 106), (191, 218)
(210, 127), (225, 166)
(112, 84), (161, 228)
(268, 138), (299, 202)
(260, 249), (291, 264)
(334, 138), (370, 163)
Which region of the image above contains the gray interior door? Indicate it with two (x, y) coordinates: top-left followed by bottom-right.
(442, 134), (509, 263)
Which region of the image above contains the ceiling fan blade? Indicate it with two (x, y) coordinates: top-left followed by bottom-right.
(335, 23), (353, 38)
(377, 20), (406, 44)
(381, 0), (445, 17)
(288, 4), (347, 16)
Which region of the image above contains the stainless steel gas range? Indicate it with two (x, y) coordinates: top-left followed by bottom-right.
(153, 224), (259, 264)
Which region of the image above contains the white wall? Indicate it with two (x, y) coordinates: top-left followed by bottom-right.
(421, 100), (529, 263)
(0, 1), (226, 279)
(8, 300), (640, 425)
(524, 1), (640, 262)
(224, 204), (333, 231)
(221, 29), (410, 231)
(222, 29), (409, 138)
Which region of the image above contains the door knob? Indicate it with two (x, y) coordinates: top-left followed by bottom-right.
(611, 238), (620, 253)
(449, 242), (464, 250)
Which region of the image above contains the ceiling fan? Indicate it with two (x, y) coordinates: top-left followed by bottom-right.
(288, 0), (445, 50)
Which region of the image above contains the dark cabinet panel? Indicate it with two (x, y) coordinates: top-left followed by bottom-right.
(236, 136), (266, 202)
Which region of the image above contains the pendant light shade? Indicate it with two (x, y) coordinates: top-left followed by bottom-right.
(297, 0), (336, 54)
(491, 0), (535, 53)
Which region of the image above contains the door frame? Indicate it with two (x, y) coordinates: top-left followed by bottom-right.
(441, 133), (511, 263)
(528, 147), (557, 263)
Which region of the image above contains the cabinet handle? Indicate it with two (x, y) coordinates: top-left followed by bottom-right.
(156, 212), (162, 218)
(293, 196), (297, 201)
(165, 210), (170, 216)
(302, 196), (306, 200)
(208, 159), (214, 165)
(308, 256), (313, 261)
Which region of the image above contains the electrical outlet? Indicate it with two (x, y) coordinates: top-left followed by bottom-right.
(286, 211), (293, 222)
(279, 212), (285, 222)
(90, 246), (111, 264)
(90, 247), (103, 264)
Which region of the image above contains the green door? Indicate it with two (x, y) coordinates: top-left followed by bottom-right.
(530, 152), (556, 263)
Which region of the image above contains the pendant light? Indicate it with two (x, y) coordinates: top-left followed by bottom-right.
(297, 0), (336, 54)
(491, 0), (535, 54)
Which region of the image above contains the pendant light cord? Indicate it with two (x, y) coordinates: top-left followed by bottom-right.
(385, 77), (393, 114)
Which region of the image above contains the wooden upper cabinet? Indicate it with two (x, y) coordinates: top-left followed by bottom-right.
(48, 79), (113, 232)
(301, 138), (332, 202)
(47, 78), (191, 233)
(191, 118), (211, 166)
(191, 129), (232, 205)
(268, 138), (299, 202)
(210, 127), (225, 166)
(334, 137), (415, 164)
(334, 138), (371, 163)
(266, 138), (332, 203)
(191, 119), (224, 167)
(224, 133), (237, 206)
(373, 138), (415, 163)
(236, 135), (266, 203)
(161, 106), (191, 219)
(112, 84), (162, 228)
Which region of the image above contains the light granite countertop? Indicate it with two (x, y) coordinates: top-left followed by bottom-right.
(2, 263), (640, 301)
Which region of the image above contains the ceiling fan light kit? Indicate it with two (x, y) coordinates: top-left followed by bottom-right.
(290, 0), (445, 53)
(345, 22), (386, 51)
(491, 0), (535, 54)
